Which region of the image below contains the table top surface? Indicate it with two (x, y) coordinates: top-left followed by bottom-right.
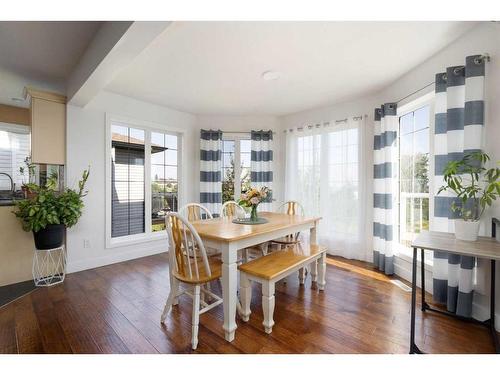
(191, 211), (321, 243)
(412, 231), (500, 260)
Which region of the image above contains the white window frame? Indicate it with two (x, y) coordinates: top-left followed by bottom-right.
(105, 114), (185, 248)
(221, 133), (251, 201)
(396, 92), (435, 265)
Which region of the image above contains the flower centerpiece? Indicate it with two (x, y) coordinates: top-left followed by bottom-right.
(238, 186), (270, 222)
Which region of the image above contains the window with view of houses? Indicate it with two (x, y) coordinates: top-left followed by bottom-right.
(398, 105), (430, 249)
(110, 122), (180, 239)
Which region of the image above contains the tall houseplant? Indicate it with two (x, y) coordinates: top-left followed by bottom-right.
(438, 151), (500, 241)
(13, 169), (89, 249)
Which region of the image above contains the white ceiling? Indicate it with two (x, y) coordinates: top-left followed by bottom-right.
(0, 21), (102, 82)
(105, 21), (477, 116)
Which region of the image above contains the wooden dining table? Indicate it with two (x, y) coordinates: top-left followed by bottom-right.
(191, 211), (322, 342)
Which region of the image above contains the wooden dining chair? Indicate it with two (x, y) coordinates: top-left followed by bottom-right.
(271, 200), (305, 248)
(179, 202), (213, 221)
(220, 200), (245, 219)
(270, 200), (310, 284)
(160, 212), (223, 350)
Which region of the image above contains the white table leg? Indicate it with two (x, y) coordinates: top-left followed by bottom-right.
(221, 242), (238, 341)
(240, 273), (252, 322)
(310, 260), (318, 282)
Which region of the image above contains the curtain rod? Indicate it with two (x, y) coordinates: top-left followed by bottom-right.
(222, 130), (276, 134)
(395, 53), (491, 104)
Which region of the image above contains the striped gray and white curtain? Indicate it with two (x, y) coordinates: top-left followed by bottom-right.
(200, 129), (223, 217)
(251, 130), (273, 211)
(432, 55), (485, 317)
(373, 103), (398, 275)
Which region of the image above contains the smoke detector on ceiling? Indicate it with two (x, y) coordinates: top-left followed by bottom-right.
(261, 70), (281, 81)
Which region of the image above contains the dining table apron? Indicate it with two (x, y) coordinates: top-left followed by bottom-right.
(190, 212), (321, 342)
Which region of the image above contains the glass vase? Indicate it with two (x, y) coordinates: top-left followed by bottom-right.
(250, 205), (258, 221)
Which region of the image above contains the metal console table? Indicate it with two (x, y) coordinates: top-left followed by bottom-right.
(410, 231), (500, 354)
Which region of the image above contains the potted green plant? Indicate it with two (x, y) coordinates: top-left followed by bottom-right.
(438, 151), (500, 241)
(13, 169), (89, 249)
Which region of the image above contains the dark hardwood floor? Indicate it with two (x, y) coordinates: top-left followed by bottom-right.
(0, 253), (497, 354)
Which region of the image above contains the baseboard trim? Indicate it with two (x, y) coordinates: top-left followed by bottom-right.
(67, 246), (167, 274)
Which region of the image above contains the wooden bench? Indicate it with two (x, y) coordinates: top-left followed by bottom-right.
(238, 243), (327, 334)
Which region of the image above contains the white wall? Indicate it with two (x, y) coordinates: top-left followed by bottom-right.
(66, 91), (197, 273)
(278, 22), (500, 329)
(66, 103), (283, 273)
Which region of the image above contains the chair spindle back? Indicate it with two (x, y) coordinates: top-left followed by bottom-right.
(166, 212), (211, 281)
(221, 201), (246, 218)
(179, 203), (214, 222)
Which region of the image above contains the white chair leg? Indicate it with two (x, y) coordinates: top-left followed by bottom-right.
(191, 285), (201, 350)
(310, 259), (318, 283)
(262, 281), (275, 334)
(239, 273), (252, 322)
(318, 253), (326, 291)
(161, 278), (179, 323)
(298, 268), (306, 285)
(260, 242), (269, 256)
(204, 282), (212, 302)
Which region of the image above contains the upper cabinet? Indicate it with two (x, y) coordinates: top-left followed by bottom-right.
(25, 88), (67, 165)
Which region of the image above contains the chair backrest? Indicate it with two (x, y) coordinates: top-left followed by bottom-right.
(278, 201), (305, 216)
(179, 203), (213, 222)
(221, 201), (246, 218)
(166, 212), (211, 281)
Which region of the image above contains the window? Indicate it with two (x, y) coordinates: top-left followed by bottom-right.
(221, 136), (251, 203)
(398, 105), (430, 249)
(296, 134), (321, 215)
(285, 118), (368, 259)
(108, 118), (182, 244)
(151, 132), (179, 232)
(111, 125), (145, 238)
(0, 122), (30, 192)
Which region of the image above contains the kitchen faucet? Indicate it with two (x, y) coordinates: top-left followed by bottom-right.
(0, 172), (14, 193)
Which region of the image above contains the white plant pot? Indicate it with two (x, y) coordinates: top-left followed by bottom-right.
(454, 219), (480, 241)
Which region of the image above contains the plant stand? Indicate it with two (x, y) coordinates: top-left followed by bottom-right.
(32, 245), (66, 287)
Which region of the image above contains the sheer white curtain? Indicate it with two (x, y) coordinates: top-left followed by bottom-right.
(285, 117), (370, 261)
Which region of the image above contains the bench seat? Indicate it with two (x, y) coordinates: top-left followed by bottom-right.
(238, 243), (327, 334)
(238, 244), (326, 280)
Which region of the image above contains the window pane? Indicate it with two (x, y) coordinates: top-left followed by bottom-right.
(223, 140), (235, 153)
(151, 165), (165, 182)
(414, 128), (429, 154)
(414, 106), (430, 131)
(151, 132), (179, 232)
(400, 112), (414, 135)
(151, 149), (165, 165)
(398, 106), (430, 250)
(111, 125), (145, 238)
(240, 139), (251, 153)
(129, 128), (145, 145)
(240, 152), (251, 168)
(165, 134), (178, 150)
(151, 132), (165, 148)
(165, 149), (177, 165)
(223, 153), (234, 168)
